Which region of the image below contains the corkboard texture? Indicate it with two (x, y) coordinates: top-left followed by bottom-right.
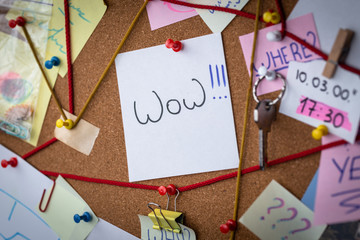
(0, 0), (328, 239)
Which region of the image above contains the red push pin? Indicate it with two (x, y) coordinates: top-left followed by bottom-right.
(158, 186), (167, 196)
(166, 184), (177, 195)
(8, 16), (26, 28)
(165, 39), (182, 52)
(1, 157), (18, 168)
(220, 219), (237, 234)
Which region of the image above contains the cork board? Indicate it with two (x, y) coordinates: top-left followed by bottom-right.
(1, 0), (328, 239)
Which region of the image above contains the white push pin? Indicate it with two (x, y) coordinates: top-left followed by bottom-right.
(266, 30), (282, 42)
(258, 66), (276, 81)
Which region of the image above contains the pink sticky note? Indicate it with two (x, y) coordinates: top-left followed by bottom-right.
(314, 134), (360, 225)
(239, 13), (321, 95)
(146, 0), (198, 30)
(296, 96), (352, 131)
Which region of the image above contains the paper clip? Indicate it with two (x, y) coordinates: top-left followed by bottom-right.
(39, 179), (56, 212)
(0, 117), (30, 139)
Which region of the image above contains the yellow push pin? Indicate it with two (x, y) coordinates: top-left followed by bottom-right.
(263, 11), (281, 24)
(312, 125), (328, 140)
(56, 119), (74, 129)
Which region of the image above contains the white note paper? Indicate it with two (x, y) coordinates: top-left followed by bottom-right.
(115, 33), (239, 182)
(279, 60), (360, 143)
(0, 145), (59, 239)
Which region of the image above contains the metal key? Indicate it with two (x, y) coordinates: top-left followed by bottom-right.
(254, 100), (276, 170)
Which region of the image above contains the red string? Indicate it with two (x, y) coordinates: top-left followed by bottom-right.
(40, 170), (160, 190)
(163, 0), (360, 76)
(274, 0), (286, 38)
(39, 138), (348, 192)
(21, 137), (57, 159)
(64, 0), (74, 114)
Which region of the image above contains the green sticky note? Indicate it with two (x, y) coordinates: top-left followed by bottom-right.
(37, 176), (98, 240)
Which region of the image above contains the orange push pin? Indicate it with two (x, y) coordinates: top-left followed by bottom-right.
(263, 10), (281, 24)
(312, 125), (328, 140)
(56, 119), (74, 129)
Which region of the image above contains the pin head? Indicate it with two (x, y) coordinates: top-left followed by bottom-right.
(45, 56), (61, 69)
(16, 16), (26, 27)
(220, 223), (230, 233)
(172, 41), (182, 52)
(263, 11), (281, 24)
(226, 219), (237, 231)
(312, 125), (328, 140)
(158, 186), (167, 196)
(8, 20), (17, 28)
(166, 184), (177, 195)
(165, 39), (174, 49)
(266, 30), (282, 42)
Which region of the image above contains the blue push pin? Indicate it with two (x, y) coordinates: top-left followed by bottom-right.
(45, 56), (60, 69)
(74, 212), (92, 223)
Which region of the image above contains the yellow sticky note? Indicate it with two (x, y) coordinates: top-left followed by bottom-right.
(37, 175), (98, 240)
(54, 110), (100, 155)
(48, 0), (107, 77)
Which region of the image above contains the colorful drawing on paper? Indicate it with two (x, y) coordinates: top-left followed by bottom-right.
(0, 189), (59, 240)
(0, 72), (33, 104)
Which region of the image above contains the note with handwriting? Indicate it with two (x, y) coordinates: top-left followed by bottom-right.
(38, 175), (98, 240)
(138, 215), (196, 240)
(87, 218), (139, 240)
(187, 0), (249, 33)
(239, 13), (320, 95)
(314, 134), (360, 225)
(48, 0), (106, 77)
(115, 33), (238, 182)
(279, 60), (360, 143)
(239, 180), (326, 240)
(146, 0), (197, 30)
(0, 144), (59, 239)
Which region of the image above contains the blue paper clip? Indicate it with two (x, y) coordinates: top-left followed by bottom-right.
(0, 118), (30, 139)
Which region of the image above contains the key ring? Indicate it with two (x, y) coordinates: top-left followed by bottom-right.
(252, 72), (287, 106)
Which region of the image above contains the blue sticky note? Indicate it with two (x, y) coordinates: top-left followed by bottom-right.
(302, 169), (319, 211)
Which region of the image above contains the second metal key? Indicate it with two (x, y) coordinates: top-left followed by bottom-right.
(254, 100), (276, 170)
